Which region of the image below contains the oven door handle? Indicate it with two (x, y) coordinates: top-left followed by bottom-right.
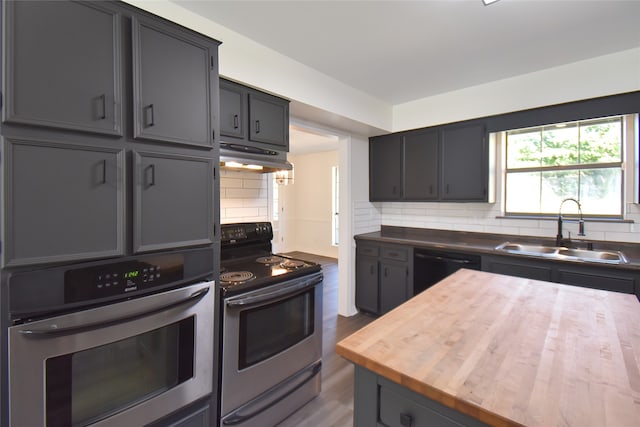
(226, 273), (322, 308)
(222, 360), (322, 425)
(18, 285), (211, 338)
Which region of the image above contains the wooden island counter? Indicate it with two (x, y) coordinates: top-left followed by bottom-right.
(336, 269), (640, 427)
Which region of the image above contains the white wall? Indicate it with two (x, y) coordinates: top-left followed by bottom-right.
(392, 48), (640, 132)
(124, 0), (392, 132)
(279, 151), (339, 258)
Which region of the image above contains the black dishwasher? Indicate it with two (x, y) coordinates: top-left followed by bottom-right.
(414, 248), (481, 295)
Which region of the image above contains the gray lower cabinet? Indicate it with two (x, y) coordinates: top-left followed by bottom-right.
(482, 255), (638, 296)
(482, 255), (553, 282)
(354, 366), (489, 427)
(134, 151), (214, 253)
(356, 242), (411, 315)
(2, 0), (122, 136)
(355, 250), (379, 314)
(555, 264), (636, 294)
(3, 138), (125, 267)
(132, 15), (216, 147)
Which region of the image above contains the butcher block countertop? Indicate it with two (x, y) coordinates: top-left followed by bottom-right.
(336, 269), (640, 427)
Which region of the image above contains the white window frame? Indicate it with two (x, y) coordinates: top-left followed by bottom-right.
(502, 114), (637, 219)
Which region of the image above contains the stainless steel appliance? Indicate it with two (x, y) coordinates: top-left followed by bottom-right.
(5, 247), (215, 427)
(219, 222), (322, 427)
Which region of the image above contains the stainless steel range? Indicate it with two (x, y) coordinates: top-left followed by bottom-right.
(219, 222), (323, 427)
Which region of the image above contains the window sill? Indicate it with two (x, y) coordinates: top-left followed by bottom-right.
(496, 215), (634, 224)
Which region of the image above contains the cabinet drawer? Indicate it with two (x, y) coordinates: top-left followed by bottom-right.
(381, 246), (408, 262)
(378, 378), (487, 427)
(357, 245), (379, 257)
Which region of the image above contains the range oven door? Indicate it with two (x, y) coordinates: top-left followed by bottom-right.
(221, 271), (323, 424)
(8, 281), (215, 427)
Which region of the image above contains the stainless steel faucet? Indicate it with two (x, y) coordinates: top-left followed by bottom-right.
(556, 197), (585, 247)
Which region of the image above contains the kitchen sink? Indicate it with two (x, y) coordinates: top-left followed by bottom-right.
(495, 242), (628, 264)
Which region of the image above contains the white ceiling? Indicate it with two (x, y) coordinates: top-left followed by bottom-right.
(171, 0), (640, 154)
(174, 0), (640, 105)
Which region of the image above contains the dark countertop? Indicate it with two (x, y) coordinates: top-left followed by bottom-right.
(355, 226), (640, 270)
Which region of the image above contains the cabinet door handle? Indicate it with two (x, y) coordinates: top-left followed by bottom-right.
(233, 114), (239, 129)
(147, 164), (156, 187)
(400, 413), (413, 427)
(255, 120), (261, 133)
(145, 104), (155, 127)
(100, 159), (107, 184)
(99, 94), (106, 120)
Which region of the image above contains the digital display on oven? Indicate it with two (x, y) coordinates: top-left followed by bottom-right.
(64, 254), (184, 303)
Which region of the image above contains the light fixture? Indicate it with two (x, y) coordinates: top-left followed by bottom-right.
(221, 161), (264, 171)
(275, 165), (294, 186)
(482, 0), (501, 5)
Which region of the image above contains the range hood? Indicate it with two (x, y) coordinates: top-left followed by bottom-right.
(220, 142), (293, 173)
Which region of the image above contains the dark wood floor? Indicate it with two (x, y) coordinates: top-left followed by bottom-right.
(277, 252), (374, 427)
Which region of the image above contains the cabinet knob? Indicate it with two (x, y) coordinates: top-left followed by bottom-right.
(400, 413), (413, 427)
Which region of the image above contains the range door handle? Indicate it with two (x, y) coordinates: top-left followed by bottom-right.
(222, 361), (321, 425)
(226, 272), (322, 308)
(19, 283), (212, 338)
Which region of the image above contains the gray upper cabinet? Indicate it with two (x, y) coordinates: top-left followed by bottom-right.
(403, 129), (439, 200)
(219, 78), (290, 150)
(369, 134), (403, 201)
(220, 80), (246, 139)
(369, 121), (488, 202)
(441, 122), (487, 201)
(132, 16), (214, 147)
(248, 92), (289, 149)
(133, 151), (214, 253)
(3, 138), (125, 267)
(2, 1), (122, 136)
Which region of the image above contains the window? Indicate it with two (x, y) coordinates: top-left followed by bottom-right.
(504, 115), (624, 217)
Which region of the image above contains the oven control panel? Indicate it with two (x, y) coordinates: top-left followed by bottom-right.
(221, 222), (273, 243)
(64, 254), (184, 303)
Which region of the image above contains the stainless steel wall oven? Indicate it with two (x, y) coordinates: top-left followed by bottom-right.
(219, 223), (323, 427)
(3, 247), (215, 427)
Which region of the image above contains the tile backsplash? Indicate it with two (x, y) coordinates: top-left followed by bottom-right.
(220, 169), (271, 223)
(353, 200), (640, 244)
